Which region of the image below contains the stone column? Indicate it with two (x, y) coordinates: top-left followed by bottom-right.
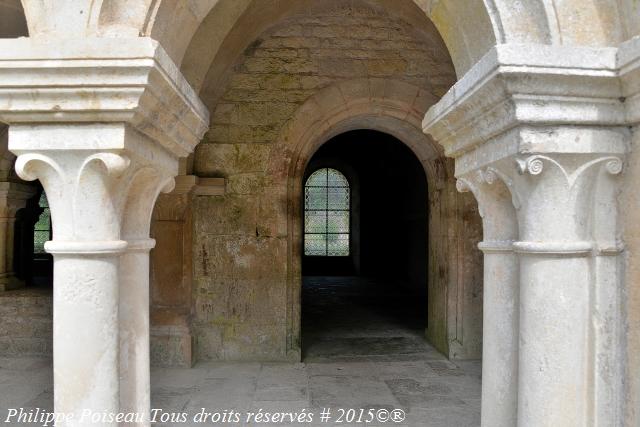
(119, 172), (176, 424)
(457, 169), (519, 427)
(506, 153), (623, 426)
(118, 238), (156, 424)
(0, 38), (209, 426)
(0, 181), (36, 291)
(11, 125), (178, 426)
(423, 44), (632, 426)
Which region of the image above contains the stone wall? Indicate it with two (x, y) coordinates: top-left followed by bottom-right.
(0, 288), (52, 357)
(190, 4), (467, 361)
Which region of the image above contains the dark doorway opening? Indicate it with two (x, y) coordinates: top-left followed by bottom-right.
(301, 130), (429, 361)
(14, 183), (53, 288)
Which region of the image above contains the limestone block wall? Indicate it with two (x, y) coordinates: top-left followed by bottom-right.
(0, 288), (52, 356)
(189, 3), (477, 362)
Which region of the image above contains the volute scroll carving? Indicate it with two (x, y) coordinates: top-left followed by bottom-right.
(516, 154), (624, 188)
(78, 153), (131, 180)
(14, 153), (65, 183)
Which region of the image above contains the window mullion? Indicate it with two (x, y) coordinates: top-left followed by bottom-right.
(325, 169), (328, 256)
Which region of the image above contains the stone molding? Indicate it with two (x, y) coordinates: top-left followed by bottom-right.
(423, 43), (640, 164)
(477, 240), (514, 253)
(153, 175), (224, 222)
(44, 240), (128, 256)
(477, 240), (624, 257)
(0, 37), (210, 158)
(172, 175), (200, 195)
(512, 241), (594, 256)
(126, 238), (157, 253)
(193, 177), (225, 196)
(168, 175), (226, 196)
(619, 36), (640, 124)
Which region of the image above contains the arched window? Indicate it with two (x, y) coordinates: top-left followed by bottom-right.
(33, 192), (51, 254)
(304, 168), (350, 256)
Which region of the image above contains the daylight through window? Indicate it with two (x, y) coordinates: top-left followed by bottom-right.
(304, 168), (350, 256)
(34, 192), (51, 254)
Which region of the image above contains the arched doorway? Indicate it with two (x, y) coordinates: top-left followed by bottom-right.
(279, 80), (483, 363)
(300, 130), (430, 361)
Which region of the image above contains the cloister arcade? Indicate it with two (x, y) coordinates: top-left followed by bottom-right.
(0, 0), (639, 426)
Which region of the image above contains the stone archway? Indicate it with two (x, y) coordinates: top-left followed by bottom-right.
(265, 78), (483, 362)
(0, 0), (639, 426)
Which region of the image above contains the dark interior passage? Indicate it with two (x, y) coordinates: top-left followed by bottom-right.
(302, 276), (436, 362)
(302, 130), (429, 360)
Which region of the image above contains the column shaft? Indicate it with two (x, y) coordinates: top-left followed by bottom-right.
(457, 171), (520, 427)
(516, 249), (590, 426)
(50, 242), (126, 427)
(480, 246), (519, 427)
(119, 240), (155, 426)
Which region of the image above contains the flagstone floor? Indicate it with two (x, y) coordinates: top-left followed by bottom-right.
(0, 276), (481, 426)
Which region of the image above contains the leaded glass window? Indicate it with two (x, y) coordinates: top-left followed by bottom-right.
(304, 168), (350, 256)
(34, 192), (51, 254)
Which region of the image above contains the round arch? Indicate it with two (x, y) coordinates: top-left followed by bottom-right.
(14, 1), (638, 84)
(14, 1), (637, 101)
(166, 0), (635, 91)
(266, 79), (483, 359)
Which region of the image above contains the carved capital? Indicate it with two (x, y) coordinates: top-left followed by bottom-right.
(516, 154), (623, 187)
(486, 151), (627, 244)
(9, 124), (177, 248)
(456, 167), (519, 243)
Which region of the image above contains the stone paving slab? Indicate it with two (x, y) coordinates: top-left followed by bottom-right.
(0, 355), (480, 426)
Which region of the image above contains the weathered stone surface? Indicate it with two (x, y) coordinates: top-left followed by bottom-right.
(194, 196), (258, 237)
(1, 1), (638, 426)
(191, 3), (457, 365)
(227, 173), (264, 195)
(194, 143), (271, 176)
(0, 289), (52, 357)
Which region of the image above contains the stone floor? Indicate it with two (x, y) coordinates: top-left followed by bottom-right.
(0, 276), (481, 426)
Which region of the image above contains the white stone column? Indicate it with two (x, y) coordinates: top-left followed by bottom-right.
(457, 169), (519, 427)
(0, 38), (209, 425)
(0, 181), (36, 291)
(118, 239), (155, 425)
(12, 138), (133, 424)
(509, 153), (624, 426)
(423, 44), (632, 426)
(119, 173), (176, 426)
(10, 125), (179, 426)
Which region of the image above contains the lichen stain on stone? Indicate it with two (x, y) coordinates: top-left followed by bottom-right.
(201, 243), (209, 276)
